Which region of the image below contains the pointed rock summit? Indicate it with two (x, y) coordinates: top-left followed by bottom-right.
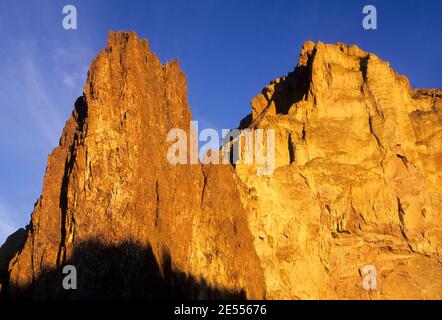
(1, 32), (441, 299)
(0, 31), (264, 299)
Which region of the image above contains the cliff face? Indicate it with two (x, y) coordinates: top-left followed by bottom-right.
(237, 41), (442, 299)
(0, 32), (441, 299)
(0, 31), (265, 299)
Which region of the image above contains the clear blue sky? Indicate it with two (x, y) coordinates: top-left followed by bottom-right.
(0, 0), (441, 244)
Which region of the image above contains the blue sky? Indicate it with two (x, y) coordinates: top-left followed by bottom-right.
(0, 0), (441, 244)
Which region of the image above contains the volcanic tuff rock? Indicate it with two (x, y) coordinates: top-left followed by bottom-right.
(237, 41), (442, 299)
(0, 31), (264, 299)
(1, 32), (441, 299)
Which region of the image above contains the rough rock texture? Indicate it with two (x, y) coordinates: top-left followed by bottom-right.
(0, 228), (27, 293)
(0, 33), (441, 299)
(0, 31), (264, 299)
(237, 41), (442, 299)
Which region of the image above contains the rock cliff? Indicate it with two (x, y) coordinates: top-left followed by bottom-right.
(0, 32), (441, 299)
(237, 41), (442, 299)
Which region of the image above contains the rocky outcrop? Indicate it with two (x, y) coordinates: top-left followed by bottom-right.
(237, 41), (442, 299)
(0, 228), (27, 293)
(0, 32), (441, 299)
(0, 31), (264, 299)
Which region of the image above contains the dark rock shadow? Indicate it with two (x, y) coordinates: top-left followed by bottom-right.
(0, 228), (27, 287)
(239, 45), (317, 130)
(1, 239), (246, 300)
(74, 95), (88, 132)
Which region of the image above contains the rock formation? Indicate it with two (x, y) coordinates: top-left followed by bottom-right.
(237, 41), (442, 299)
(0, 31), (264, 299)
(0, 32), (441, 299)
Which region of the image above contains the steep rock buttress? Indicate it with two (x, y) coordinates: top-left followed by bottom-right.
(1, 34), (441, 300)
(0, 31), (265, 299)
(236, 41), (442, 299)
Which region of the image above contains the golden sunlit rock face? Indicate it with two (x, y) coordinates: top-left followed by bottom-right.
(1, 31), (441, 299)
(238, 41), (442, 299)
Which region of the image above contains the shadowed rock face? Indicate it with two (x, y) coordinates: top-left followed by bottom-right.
(0, 228), (27, 293)
(1, 240), (247, 300)
(0, 32), (441, 300)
